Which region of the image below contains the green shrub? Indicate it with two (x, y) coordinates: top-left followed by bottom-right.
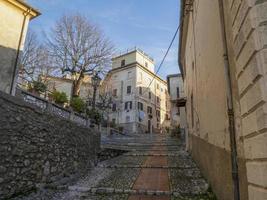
(51, 91), (68, 105)
(86, 109), (101, 124)
(31, 81), (47, 93)
(70, 96), (86, 113)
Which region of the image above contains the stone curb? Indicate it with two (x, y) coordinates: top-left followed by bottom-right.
(66, 186), (191, 196)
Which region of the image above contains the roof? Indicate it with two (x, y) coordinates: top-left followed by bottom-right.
(106, 62), (167, 85)
(112, 47), (154, 63)
(166, 74), (182, 78)
(7, 0), (41, 19)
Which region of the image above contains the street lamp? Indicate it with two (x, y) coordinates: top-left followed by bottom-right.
(91, 73), (101, 110)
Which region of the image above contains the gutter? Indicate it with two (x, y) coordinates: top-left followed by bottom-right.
(218, 1), (240, 199)
(178, 0), (185, 79)
(10, 8), (31, 95)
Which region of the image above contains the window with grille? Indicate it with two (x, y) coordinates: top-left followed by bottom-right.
(138, 102), (143, 110)
(125, 101), (132, 110)
(147, 106), (152, 114)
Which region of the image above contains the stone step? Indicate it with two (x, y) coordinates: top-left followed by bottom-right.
(97, 164), (197, 169)
(122, 153), (188, 156)
(65, 186), (191, 197)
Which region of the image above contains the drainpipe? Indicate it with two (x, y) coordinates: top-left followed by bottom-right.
(218, 1), (240, 200)
(10, 9), (31, 95)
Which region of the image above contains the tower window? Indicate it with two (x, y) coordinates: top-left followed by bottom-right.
(121, 59), (125, 67)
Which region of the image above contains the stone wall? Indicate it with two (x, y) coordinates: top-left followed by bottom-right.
(226, 0), (267, 199)
(0, 91), (100, 199)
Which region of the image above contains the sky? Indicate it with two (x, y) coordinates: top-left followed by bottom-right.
(27, 0), (181, 80)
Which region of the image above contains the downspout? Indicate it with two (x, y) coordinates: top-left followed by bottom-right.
(218, 1), (240, 200)
(10, 8), (31, 95)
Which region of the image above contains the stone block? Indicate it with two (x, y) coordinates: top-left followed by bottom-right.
(240, 78), (266, 116)
(244, 132), (267, 159)
(246, 161), (267, 187)
(231, 0), (242, 25)
(236, 26), (267, 76)
(248, 185), (267, 200)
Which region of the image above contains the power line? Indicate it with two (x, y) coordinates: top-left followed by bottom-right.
(142, 22), (181, 96)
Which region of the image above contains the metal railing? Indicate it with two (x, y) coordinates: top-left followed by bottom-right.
(16, 88), (91, 128)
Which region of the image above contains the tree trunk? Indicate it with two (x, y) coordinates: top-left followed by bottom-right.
(72, 73), (84, 97)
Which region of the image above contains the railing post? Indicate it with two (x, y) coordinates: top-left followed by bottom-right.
(86, 118), (90, 127)
(69, 109), (74, 121)
(46, 101), (53, 113)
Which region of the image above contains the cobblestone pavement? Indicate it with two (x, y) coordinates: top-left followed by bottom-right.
(15, 134), (216, 200)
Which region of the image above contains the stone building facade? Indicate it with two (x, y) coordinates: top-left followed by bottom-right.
(179, 0), (267, 200)
(0, 0), (40, 95)
(103, 48), (170, 134)
(44, 75), (97, 104)
(167, 74), (186, 130)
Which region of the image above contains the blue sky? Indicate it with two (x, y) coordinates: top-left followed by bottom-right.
(27, 0), (181, 80)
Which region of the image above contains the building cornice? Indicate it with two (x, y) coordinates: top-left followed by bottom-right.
(6, 0), (41, 19)
(109, 62), (167, 85)
(178, 0), (190, 79)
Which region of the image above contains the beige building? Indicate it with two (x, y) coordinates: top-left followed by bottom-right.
(103, 48), (170, 134)
(179, 0), (267, 200)
(167, 74), (186, 130)
(45, 74), (96, 103)
(0, 0), (40, 94)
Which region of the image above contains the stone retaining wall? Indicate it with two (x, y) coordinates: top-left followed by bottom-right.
(0, 91), (100, 199)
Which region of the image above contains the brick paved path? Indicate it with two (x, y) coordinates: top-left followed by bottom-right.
(16, 134), (215, 200)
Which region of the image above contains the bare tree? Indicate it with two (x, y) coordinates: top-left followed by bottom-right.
(20, 30), (56, 83)
(47, 14), (114, 97)
(20, 30), (39, 81)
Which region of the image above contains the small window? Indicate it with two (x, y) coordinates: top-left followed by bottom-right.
(177, 87), (180, 98)
(126, 116), (130, 122)
(165, 114), (169, 120)
(121, 59), (125, 67)
(112, 103), (117, 111)
(127, 86), (131, 94)
(147, 106), (152, 114)
(148, 92), (152, 99)
(139, 87), (142, 95)
(156, 110), (160, 117)
(138, 102), (143, 110)
(125, 101), (132, 110)
(145, 62), (148, 68)
(113, 89), (117, 97)
(156, 96), (160, 103)
(127, 71), (132, 78)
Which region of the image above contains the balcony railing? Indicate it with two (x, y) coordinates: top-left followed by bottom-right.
(16, 88), (91, 128)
